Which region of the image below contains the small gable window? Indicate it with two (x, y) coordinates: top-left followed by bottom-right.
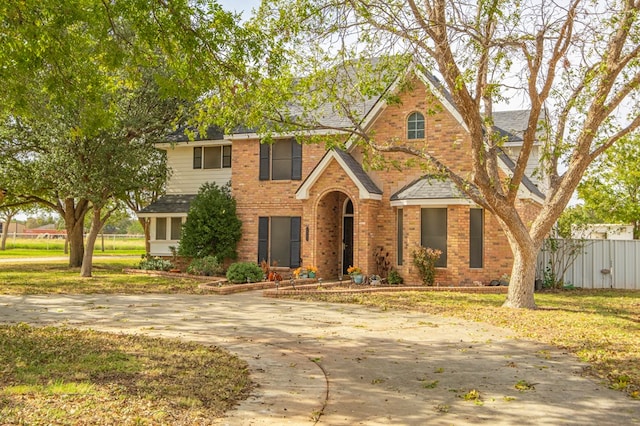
(407, 112), (425, 139)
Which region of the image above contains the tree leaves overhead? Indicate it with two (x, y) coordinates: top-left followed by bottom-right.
(0, 0), (258, 134)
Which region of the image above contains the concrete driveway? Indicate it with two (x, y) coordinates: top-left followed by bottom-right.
(0, 291), (637, 425)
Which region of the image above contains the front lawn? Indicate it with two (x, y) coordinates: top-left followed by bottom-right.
(0, 259), (205, 295)
(287, 289), (640, 399)
(0, 237), (145, 257)
(0, 324), (252, 425)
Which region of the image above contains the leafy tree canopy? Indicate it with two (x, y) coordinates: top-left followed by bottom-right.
(577, 135), (640, 238)
(0, 0), (263, 136)
(556, 204), (603, 239)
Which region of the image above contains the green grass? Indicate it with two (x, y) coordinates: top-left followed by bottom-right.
(0, 259), (205, 295)
(288, 289), (640, 399)
(0, 324), (252, 424)
(0, 237), (145, 257)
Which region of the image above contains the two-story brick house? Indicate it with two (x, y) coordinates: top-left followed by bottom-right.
(138, 67), (545, 285)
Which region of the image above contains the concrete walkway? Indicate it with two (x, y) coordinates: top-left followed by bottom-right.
(0, 292), (638, 425)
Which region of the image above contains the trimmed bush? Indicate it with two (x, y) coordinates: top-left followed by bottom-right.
(178, 182), (242, 261)
(226, 262), (263, 284)
(187, 256), (225, 276)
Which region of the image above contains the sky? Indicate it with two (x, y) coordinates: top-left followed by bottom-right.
(218, 0), (261, 18)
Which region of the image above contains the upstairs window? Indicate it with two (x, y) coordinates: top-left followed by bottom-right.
(259, 139), (302, 181)
(408, 112), (425, 139)
(203, 146), (221, 169)
(193, 145), (232, 169)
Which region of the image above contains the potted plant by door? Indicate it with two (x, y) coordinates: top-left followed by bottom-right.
(306, 265), (318, 279)
(348, 266), (364, 284)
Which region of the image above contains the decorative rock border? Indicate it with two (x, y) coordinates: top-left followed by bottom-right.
(263, 283), (509, 297)
(123, 268), (218, 281)
(198, 278), (320, 295)
(123, 269), (509, 297)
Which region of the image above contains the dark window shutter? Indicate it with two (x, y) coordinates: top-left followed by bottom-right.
(469, 209), (483, 268)
(222, 145), (232, 168)
(258, 217), (269, 264)
(290, 217), (301, 268)
(193, 147), (202, 169)
(259, 143), (270, 180)
(291, 139), (302, 180)
(397, 209), (404, 266)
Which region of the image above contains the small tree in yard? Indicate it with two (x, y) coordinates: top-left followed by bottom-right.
(178, 183), (242, 262)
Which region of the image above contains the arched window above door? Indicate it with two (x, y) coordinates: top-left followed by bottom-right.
(344, 199), (354, 215)
(407, 111), (425, 139)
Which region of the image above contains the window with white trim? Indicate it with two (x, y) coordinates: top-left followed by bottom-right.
(170, 217), (183, 240)
(408, 112), (425, 139)
(193, 145), (232, 169)
(156, 218), (167, 240)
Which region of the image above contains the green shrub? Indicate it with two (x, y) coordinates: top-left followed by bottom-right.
(178, 182), (242, 261)
(187, 256), (225, 276)
(387, 269), (404, 285)
(412, 246), (442, 286)
(226, 262), (263, 284)
(138, 255), (174, 272)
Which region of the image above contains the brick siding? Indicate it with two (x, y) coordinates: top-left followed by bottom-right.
(230, 77), (540, 285)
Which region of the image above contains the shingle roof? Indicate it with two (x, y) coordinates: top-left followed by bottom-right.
(167, 126), (224, 142)
(391, 176), (466, 201)
(333, 149), (383, 195)
(492, 109), (548, 141)
(492, 110), (531, 140)
(137, 194), (197, 214)
(497, 150), (546, 199)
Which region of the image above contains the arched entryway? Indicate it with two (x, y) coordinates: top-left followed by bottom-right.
(342, 199), (354, 276)
(314, 190), (354, 279)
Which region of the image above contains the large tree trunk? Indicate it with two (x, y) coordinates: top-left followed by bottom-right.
(67, 224), (85, 267)
(502, 241), (541, 309)
(81, 205), (114, 277)
(138, 217), (151, 254)
(81, 209), (101, 277)
(1, 213), (14, 250)
(62, 198), (89, 267)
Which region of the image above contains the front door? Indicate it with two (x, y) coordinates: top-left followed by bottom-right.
(342, 199), (354, 275)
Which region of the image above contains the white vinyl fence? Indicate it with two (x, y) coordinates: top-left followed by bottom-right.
(537, 239), (640, 290)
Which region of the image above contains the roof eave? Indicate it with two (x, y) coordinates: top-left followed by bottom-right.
(296, 150), (382, 200)
(390, 198), (476, 207)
